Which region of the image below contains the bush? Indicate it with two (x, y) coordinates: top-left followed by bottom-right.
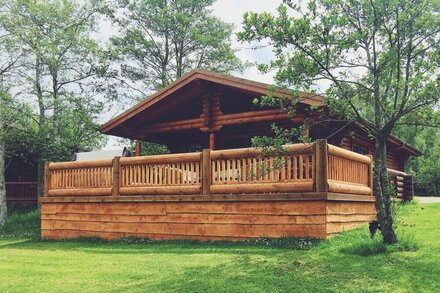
(0, 209), (40, 239)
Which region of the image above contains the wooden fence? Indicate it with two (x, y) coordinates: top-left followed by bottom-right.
(6, 182), (38, 203)
(44, 140), (374, 197)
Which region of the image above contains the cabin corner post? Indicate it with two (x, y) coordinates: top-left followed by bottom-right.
(367, 155), (374, 196)
(112, 156), (121, 196)
(202, 149), (212, 195)
(44, 161), (51, 197)
(314, 139), (328, 192)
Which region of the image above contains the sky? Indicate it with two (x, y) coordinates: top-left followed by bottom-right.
(103, 0), (286, 149)
(211, 0), (283, 83)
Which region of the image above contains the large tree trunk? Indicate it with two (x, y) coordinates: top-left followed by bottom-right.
(35, 56), (46, 198)
(0, 138), (7, 226)
(374, 135), (398, 244)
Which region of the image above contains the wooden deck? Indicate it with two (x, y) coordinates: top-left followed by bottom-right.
(40, 140), (377, 240)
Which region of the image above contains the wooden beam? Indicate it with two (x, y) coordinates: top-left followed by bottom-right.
(142, 109), (304, 134)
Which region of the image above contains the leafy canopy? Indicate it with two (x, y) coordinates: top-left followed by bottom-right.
(109, 0), (245, 94)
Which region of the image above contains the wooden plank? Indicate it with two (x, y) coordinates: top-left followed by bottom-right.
(41, 213), (327, 225)
(49, 159), (112, 170)
(48, 188), (112, 197)
(41, 220), (326, 239)
(327, 180), (371, 195)
(327, 214), (376, 223)
(210, 181), (314, 194)
(328, 144), (371, 164)
(327, 222), (369, 234)
(120, 152), (201, 165)
(41, 200), (327, 216)
(326, 201), (376, 214)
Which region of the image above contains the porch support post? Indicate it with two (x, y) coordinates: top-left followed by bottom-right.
(302, 122), (310, 138)
(135, 140), (141, 156)
(314, 139), (328, 192)
(209, 132), (215, 150)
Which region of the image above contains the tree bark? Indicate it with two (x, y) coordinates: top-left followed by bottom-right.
(0, 138), (7, 226)
(374, 134), (398, 244)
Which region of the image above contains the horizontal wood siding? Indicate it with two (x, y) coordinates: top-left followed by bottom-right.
(340, 136), (406, 171)
(41, 200), (328, 240)
(326, 201), (376, 237)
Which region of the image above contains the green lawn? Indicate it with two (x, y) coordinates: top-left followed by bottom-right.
(1, 202), (439, 292)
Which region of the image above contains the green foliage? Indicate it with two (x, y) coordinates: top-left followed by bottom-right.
(108, 0), (245, 94)
(0, 209), (40, 239)
(140, 142), (169, 156)
(0, 0), (111, 162)
(395, 123), (440, 195)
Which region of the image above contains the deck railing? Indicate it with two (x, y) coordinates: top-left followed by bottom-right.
(44, 140), (373, 197)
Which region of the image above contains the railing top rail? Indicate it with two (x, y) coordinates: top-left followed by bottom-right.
(120, 152), (202, 165)
(211, 143), (314, 160)
(49, 159), (113, 170)
(327, 144), (371, 165)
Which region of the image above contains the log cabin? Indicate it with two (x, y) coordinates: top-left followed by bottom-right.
(39, 69), (421, 241)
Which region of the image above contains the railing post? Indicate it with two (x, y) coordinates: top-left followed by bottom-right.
(314, 139), (328, 192)
(202, 149), (212, 195)
(112, 156), (121, 196)
(44, 161), (51, 197)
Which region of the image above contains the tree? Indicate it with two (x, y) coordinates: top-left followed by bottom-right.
(395, 121), (440, 195)
(238, 0), (440, 243)
(0, 0), (112, 196)
(109, 0), (244, 96)
(0, 25), (23, 225)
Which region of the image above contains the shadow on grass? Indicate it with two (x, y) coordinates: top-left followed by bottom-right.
(339, 230), (419, 256)
(0, 236), (322, 256)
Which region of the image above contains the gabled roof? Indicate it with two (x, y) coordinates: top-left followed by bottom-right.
(100, 69), (324, 134)
(100, 69), (421, 157)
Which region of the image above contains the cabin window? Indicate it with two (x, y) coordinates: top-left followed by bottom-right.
(352, 144), (369, 155)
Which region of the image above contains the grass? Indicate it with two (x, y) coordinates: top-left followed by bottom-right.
(0, 202), (439, 292)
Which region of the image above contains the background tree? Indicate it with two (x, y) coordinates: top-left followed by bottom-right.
(395, 120), (440, 195)
(238, 0), (440, 243)
(108, 0), (244, 96)
(0, 0), (113, 196)
(0, 25), (23, 225)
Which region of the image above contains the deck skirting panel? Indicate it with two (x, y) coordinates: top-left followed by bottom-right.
(40, 194), (377, 241)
